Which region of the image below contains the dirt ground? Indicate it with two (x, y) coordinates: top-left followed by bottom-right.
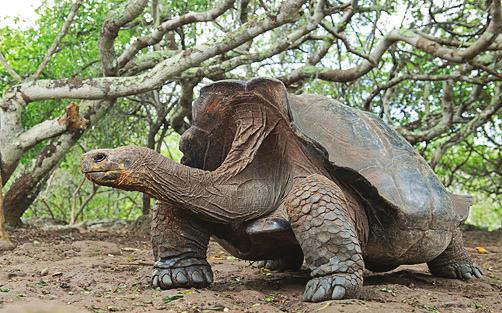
(0, 227), (500, 313)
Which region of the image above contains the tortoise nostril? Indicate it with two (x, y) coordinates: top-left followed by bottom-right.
(93, 153), (107, 163)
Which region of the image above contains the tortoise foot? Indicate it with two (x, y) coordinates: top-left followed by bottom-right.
(303, 272), (363, 302)
(152, 259), (213, 289)
(254, 259), (297, 271)
(254, 260), (282, 271)
(430, 261), (483, 280)
(428, 229), (483, 280)
(254, 255), (303, 272)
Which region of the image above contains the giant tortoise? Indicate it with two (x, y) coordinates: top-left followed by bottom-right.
(81, 78), (481, 302)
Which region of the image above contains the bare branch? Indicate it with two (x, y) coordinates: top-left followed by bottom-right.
(9, 0), (306, 103)
(0, 52), (23, 82)
(100, 0), (149, 75)
(401, 81), (454, 143)
(281, 2), (501, 84)
(170, 79), (200, 133)
(15, 103), (87, 153)
(321, 21), (373, 63)
(15, 119), (67, 152)
(73, 183), (99, 223)
(460, 0), (501, 60)
(363, 69), (494, 112)
(70, 177), (86, 224)
(430, 83), (502, 168)
(179, 0), (329, 80)
(117, 0), (236, 69)
(31, 0), (83, 80)
(415, 30), (502, 51)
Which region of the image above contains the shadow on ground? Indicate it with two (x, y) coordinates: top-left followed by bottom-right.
(0, 227), (500, 313)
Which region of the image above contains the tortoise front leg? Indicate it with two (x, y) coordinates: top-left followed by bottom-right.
(151, 201), (213, 289)
(286, 175), (366, 302)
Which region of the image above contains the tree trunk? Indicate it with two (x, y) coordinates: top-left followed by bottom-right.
(142, 193), (151, 215)
(0, 170), (15, 250)
(4, 171), (52, 226)
(3, 137), (72, 226)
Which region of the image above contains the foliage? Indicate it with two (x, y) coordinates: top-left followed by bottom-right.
(0, 0), (500, 228)
(1, 0), (134, 162)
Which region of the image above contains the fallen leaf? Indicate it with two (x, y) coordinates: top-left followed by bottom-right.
(316, 300), (333, 311)
(163, 292), (184, 303)
(121, 247), (139, 252)
(475, 246), (489, 254)
(379, 287), (396, 296)
(263, 293), (277, 303)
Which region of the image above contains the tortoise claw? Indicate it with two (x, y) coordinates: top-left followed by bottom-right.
(430, 262), (484, 280)
(151, 264), (213, 289)
(253, 257), (302, 272)
(303, 273), (362, 302)
(455, 263), (484, 280)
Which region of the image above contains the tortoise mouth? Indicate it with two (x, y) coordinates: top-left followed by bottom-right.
(82, 169), (119, 174)
(84, 170), (123, 184)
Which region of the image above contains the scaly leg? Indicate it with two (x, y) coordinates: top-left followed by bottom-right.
(286, 174), (367, 302)
(151, 201), (213, 288)
(427, 229), (483, 279)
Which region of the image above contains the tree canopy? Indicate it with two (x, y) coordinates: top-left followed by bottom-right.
(0, 0), (500, 239)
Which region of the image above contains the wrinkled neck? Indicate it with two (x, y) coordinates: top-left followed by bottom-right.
(138, 153), (211, 205)
(137, 152), (278, 223)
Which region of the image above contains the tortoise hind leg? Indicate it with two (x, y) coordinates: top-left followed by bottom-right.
(246, 215), (304, 271)
(151, 202), (213, 288)
(286, 174), (366, 302)
(364, 261), (398, 273)
(427, 229), (483, 279)
(254, 249), (304, 272)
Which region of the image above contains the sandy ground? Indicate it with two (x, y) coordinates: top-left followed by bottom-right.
(0, 227), (500, 313)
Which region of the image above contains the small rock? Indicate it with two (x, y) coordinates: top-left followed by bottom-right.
(121, 247), (139, 252)
(7, 271), (26, 279)
(108, 306), (121, 311)
(40, 268), (49, 276)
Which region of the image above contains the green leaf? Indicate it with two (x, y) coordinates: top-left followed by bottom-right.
(162, 292), (184, 303)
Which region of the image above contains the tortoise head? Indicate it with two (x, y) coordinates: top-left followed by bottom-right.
(80, 146), (152, 190)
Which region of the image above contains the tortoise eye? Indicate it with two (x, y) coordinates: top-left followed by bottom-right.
(93, 153), (107, 163)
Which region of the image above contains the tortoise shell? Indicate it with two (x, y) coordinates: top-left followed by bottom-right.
(287, 93), (466, 231)
(183, 78), (468, 231)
